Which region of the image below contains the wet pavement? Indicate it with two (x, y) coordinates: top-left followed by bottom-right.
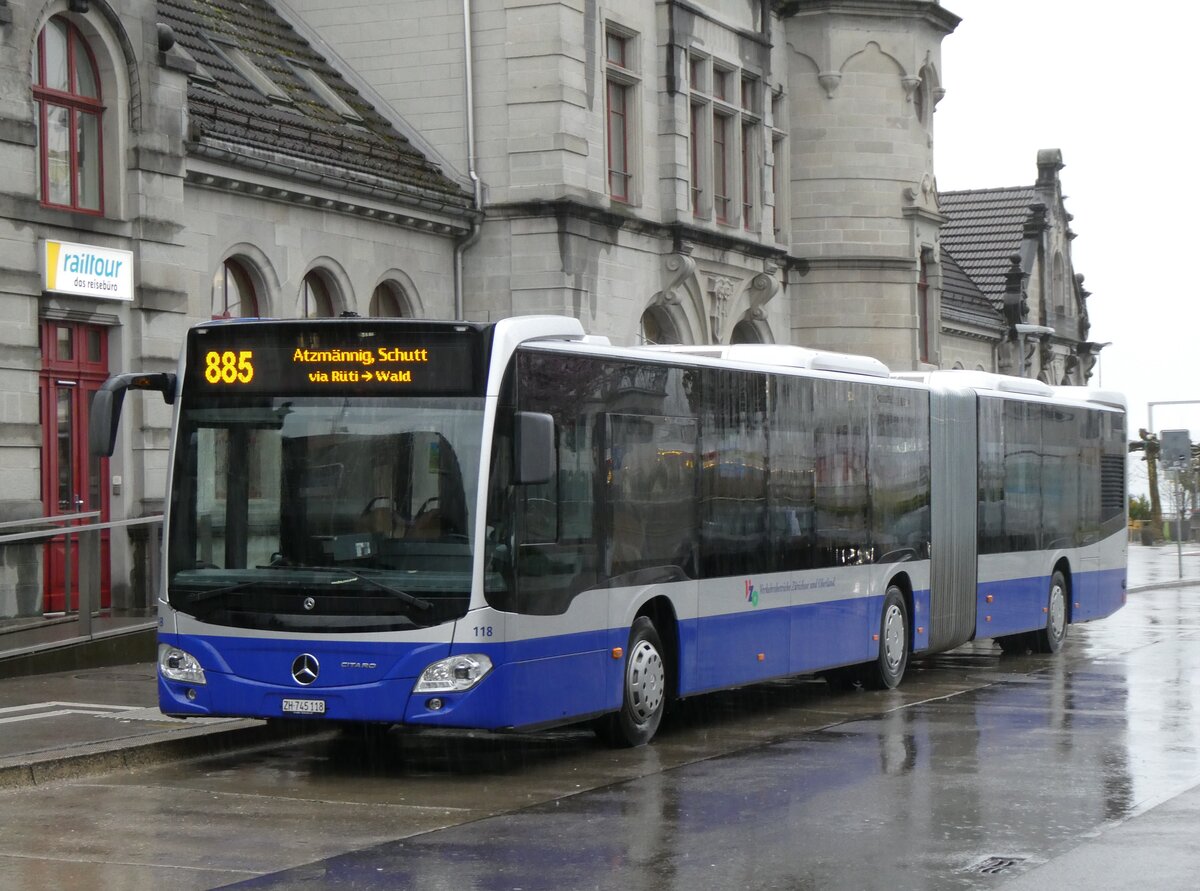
(224, 558), (1200, 891)
(0, 542), (1199, 889)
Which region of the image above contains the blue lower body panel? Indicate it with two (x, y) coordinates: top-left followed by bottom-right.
(975, 565), (1126, 641)
(158, 573), (1054, 732)
(680, 588), (930, 696)
(158, 633), (446, 723)
(158, 629), (615, 731)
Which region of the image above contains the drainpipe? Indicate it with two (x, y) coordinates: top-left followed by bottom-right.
(454, 0), (483, 321)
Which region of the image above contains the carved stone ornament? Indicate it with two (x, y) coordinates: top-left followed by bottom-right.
(1081, 352), (1098, 382)
(904, 174), (936, 205)
(817, 71), (842, 99)
(747, 267), (779, 320)
(709, 275), (736, 335)
(652, 250), (696, 307)
(901, 76), (921, 102)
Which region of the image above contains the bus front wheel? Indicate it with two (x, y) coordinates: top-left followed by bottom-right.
(865, 586), (909, 689)
(594, 616), (666, 748)
(1033, 570), (1069, 654)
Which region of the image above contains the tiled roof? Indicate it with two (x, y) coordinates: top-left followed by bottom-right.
(159, 0), (472, 210)
(938, 186), (1037, 305)
(940, 249), (1002, 332)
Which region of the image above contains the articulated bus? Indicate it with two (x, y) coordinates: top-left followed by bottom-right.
(91, 315), (1127, 746)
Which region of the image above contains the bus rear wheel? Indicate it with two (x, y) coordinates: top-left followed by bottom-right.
(594, 616), (666, 748)
(1033, 570), (1069, 654)
(865, 586), (909, 689)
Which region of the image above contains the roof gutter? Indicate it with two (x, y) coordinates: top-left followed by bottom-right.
(454, 0), (484, 321)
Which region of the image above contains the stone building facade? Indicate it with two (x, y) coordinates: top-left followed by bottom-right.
(0, 0), (1103, 620)
(286, 0), (960, 367)
(0, 0), (473, 617)
(940, 149), (1102, 384)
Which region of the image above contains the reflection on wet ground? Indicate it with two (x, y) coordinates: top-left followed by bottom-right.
(221, 583), (1200, 891)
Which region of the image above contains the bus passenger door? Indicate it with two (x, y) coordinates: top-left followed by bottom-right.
(503, 412), (609, 727)
(605, 414), (699, 694)
(1072, 424), (1104, 621)
(691, 367), (785, 689)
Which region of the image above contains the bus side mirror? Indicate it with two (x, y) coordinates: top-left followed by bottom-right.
(514, 411), (555, 485)
(89, 372), (177, 457)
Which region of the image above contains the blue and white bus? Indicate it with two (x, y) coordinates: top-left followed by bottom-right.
(91, 315), (1127, 746)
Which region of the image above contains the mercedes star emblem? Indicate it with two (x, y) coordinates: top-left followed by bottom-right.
(303, 596), (316, 611)
(291, 653), (319, 686)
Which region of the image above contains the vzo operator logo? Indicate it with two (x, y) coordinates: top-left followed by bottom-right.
(745, 579), (759, 607)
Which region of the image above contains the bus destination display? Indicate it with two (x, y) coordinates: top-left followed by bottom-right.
(186, 323), (482, 396)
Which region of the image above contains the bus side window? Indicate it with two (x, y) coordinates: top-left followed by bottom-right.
(517, 417), (594, 545)
(606, 414), (697, 579)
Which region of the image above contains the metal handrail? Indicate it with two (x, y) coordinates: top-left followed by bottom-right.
(0, 514), (164, 637)
(0, 511), (100, 533)
(0, 514), (163, 545)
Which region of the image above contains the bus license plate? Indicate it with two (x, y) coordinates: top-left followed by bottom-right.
(282, 698), (326, 715)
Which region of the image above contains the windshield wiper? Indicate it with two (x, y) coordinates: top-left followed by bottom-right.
(259, 563), (432, 612)
(176, 580), (265, 605)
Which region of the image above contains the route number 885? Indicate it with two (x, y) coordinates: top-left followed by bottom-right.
(204, 350), (254, 384)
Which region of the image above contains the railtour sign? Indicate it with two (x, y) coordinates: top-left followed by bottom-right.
(42, 239), (135, 301)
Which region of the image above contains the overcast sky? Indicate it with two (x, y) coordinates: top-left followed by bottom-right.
(934, 0), (1199, 493)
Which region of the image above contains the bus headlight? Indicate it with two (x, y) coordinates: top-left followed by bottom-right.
(414, 654), (493, 693)
(158, 644), (207, 685)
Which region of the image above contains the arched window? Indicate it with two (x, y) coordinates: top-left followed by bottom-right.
(639, 307), (681, 345)
(212, 258), (260, 319)
(730, 319), (763, 344)
(34, 16), (104, 213)
(369, 282), (409, 318)
(300, 271), (335, 318)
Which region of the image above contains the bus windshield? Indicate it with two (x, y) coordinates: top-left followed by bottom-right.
(166, 394), (485, 632)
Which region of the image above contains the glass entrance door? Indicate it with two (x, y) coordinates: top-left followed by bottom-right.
(40, 321), (110, 613)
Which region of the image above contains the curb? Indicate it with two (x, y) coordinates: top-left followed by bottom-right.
(0, 718), (329, 791)
(0, 624), (156, 680)
(1128, 579), (1200, 594)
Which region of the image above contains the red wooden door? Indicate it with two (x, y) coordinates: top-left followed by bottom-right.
(40, 321), (111, 613)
